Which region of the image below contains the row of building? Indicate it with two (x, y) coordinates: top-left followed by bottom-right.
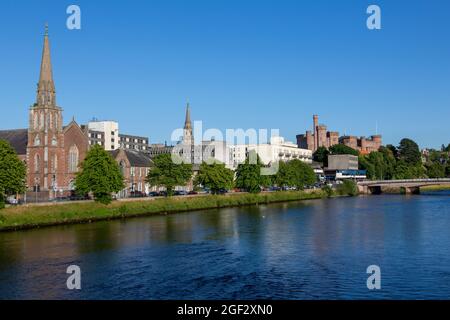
(0, 27), (379, 201)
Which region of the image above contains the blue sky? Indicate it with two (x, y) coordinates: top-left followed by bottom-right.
(0, 0), (449, 148)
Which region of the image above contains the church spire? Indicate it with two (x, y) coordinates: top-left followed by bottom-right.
(36, 23), (56, 107)
(184, 102), (192, 130)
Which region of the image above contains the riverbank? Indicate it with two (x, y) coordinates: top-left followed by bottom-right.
(0, 190), (328, 232)
(421, 184), (450, 191)
(382, 184), (450, 194)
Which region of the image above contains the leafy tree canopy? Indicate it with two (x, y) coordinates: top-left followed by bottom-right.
(313, 146), (330, 166)
(235, 151), (271, 193)
(426, 162), (446, 178)
(275, 159), (316, 190)
(194, 161), (234, 194)
(147, 153), (192, 196)
(0, 140), (26, 209)
(359, 148), (396, 180)
(75, 144), (124, 205)
(329, 144), (359, 156)
(398, 138), (421, 165)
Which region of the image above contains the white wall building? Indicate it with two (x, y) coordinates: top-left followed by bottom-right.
(201, 139), (233, 169)
(87, 120), (119, 151)
(230, 136), (313, 169)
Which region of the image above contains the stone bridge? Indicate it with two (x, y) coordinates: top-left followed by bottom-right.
(357, 178), (450, 194)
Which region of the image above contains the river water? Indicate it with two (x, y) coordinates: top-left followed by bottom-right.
(0, 191), (449, 300)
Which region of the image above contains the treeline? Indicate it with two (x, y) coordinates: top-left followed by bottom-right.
(358, 139), (449, 180)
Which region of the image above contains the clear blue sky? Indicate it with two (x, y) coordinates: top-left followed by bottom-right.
(0, 0), (449, 149)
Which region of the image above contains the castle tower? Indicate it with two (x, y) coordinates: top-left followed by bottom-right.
(313, 115), (319, 152)
(27, 25), (65, 195)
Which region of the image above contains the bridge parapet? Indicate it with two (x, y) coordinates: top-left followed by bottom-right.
(358, 178), (450, 187)
(357, 178), (450, 195)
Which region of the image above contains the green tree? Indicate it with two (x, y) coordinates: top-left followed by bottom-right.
(398, 138), (421, 165)
(379, 146), (397, 179)
(386, 144), (399, 159)
(194, 161), (234, 194)
(426, 162), (445, 178)
(313, 146), (330, 166)
(393, 160), (426, 179)
(147, 153), (192, 196)
(336, 180), (358, 196)
(329, 144), (359, 156)
(359, 147), (396, 180)
(75, 144), (124, 205)
(0, 140), (26, 209)
(275, 159), (316, 190)
(235, 151), (270, 193)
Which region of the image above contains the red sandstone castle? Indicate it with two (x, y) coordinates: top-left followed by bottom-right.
(296, 115), (382, 155)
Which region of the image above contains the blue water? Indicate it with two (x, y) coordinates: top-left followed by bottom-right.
(0, 191), (450, 299)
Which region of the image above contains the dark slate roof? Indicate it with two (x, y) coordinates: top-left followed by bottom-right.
(110, 149), (153, 167)
(0, 129), (28, 155)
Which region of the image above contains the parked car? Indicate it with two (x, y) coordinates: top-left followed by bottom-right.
(130, 191), (146, 198)
(174, 190), (188, 196)
(148, 191), (160, 197)
(69, 194), (90, 201)
(188, 191), (198, 195)
(6, 197), (19, 205)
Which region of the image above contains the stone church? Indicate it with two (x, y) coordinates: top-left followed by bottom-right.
(0, 26), (88, 200)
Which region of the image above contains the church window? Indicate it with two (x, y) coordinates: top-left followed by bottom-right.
(68, 145), (79, 173)
(53, 154), (58, 172)
(34, 154), (40, 173)
(34, 135), (41, 146)
(120, 160), (126, 176)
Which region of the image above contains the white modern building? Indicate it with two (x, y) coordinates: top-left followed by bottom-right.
(230, 136), (313, 169)
(201, 139), (233, 169)
(87, 120), (119, 151)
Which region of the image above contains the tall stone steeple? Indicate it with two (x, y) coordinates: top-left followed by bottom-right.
(182, 102), (194, 164)
(36, 24), (57, 108)
(184, 102), (192, 131)
(183, 102), (193, 143)
(27, 24), (64, 194)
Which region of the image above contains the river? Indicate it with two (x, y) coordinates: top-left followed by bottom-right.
(1, 191), (449, 300)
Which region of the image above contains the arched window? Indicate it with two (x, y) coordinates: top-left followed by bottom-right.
(68, 145), (79, 173)
(120, 160), (126, 176)
(53, 154), (58, 172)
(34, 135), (41, 146)
(34, 113), (38, 130)
(40, 112), (44, 129)
(34, 154), (40, 173)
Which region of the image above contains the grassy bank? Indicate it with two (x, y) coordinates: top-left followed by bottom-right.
(0, 190), (327, 232)
(420, 184), (450, 191)
(382, 184), (450, 194)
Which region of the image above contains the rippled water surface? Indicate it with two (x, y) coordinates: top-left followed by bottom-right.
(1, 191), (450, 299)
